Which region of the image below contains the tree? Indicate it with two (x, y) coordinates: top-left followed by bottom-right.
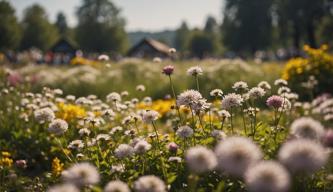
(221, 0), (273, 54)
(174, 21), (190, 52)
(76, 0), (128, 53)
(188, 30), (215, 59)
(55, 12), (68, 36)
(0, 0), (21, 51)
(276, 0), (325, 49)
(203, 16), (222, 54)
(20, 4), (58, 51)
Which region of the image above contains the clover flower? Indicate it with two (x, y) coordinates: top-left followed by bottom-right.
(186, 146), (217, 173)
(221, 93), (243, 109)
(176, 125), (194, 138)
(134, 175), (166, 192)
(61, 162), (100, 186)
(48, 119), (68, 135)
(34, 107), (55, 123)
(248, 87), (266, 99)
(115, 144), (134, 159)
(274, 79), (288, 86)
(162, 65), (175, 76)
(257, 81), (271, 90)
(187, 66), (203, 76)
(210, 89), (223, 97)
(177, 89), (203, 107)
(106, 92), (121, 103)
(232, 81), (248, 91)
(134, 140), (152, 154)
(142, 110), (160, 123)
(266, 95), (283, 108)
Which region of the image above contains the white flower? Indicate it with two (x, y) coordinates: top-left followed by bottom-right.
(115, 144), (134, 159)
(136, 85), (146, 92)
(186, 146), (217, 173)
(274, 79), (288, 86)
(232, 81), (248, 91)
(278, 139), (328, 174)
(215, 137), (262, 176)
(177, 90), (203, 107)
(109, 126), (123, 135)
(134, 175), (166, 192)
(187, 66), (203, 76)
(142, 110), (160, 123)
(278, 86), (291, 95)
(134, 140), (152, 154)
(111, 164), (125, 173)
(168, 156), (182, 163)
(98, 54), (109, 61)
(257, 81), (271, 90)
(176, 125), (194, 138)
(48, 119), (68, 135)
(106, 92), (121, 103)
(211, 130), (227, 140)
(68, 140), (85, 150)
(62, 162), (100, 186)
(290, 117), (325, 140)
(218, 110), (231, 119)
(221, 93), (244, 109)
(78, 128), (91, 137)
(210, 89), (223, 97)
(245, 161), (290, 192)
(34, 107), (55, 123)
(104, 180), (130, 192)
(47, 183), (79, 192)
(96, 134), (111, 141)
(248, 87), (266, 99)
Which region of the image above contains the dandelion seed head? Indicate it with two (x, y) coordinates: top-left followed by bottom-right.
(215, 137), (262, 176)
(245, 161), (290, 192)
(104, 180), (130, 192)
(62, 162), (99, 186)
(290, 117), (325, 140)
(186, 146), (217, 173)
(134, 175), (166, 192)
(278, 139), (328, 174)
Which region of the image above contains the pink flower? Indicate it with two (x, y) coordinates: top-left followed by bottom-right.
(266, 95), (283, 108)
(323, 130), (333, 147)
(162, 65), (174, 76)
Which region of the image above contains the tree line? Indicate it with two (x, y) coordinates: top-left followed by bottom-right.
(0, 0), (128, 54)
(1, 0), (333, 57)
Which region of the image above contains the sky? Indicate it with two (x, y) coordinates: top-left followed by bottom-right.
(10, 0), (223, 32)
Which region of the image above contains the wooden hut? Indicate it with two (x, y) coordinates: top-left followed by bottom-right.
(127, 38), (171, 58)
(48, 38), (78, 64)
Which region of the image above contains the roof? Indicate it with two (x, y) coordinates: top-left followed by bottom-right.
(127, 38), (171, 57)
(50, 37), (78, 53)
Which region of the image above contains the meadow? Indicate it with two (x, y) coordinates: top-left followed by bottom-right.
(1, 48), (333, 192)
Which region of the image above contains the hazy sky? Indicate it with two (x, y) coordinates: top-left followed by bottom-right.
(10, 0), (223, 32)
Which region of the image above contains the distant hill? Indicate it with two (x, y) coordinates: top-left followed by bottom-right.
(128, 30), (176, 47)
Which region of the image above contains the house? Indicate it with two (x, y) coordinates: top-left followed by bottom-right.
(48, 37), (78, 64)
(127, 38), (171, 58)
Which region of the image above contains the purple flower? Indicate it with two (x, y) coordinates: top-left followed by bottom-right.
(323, 130), (333, 147)
(162, 65), (175, 76)
(167, 142), (178, 153)
(266, 95), (284, 108)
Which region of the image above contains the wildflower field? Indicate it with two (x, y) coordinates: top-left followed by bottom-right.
(1, 48), (333, 192)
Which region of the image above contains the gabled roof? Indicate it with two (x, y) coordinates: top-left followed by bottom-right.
(50, 37), (78, 53)
(127, 38), (171, 57)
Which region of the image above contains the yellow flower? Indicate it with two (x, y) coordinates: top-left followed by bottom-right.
(0, 157), (13, 167)
(137, 99), (173, 116)
(56, 103), (86, 121)
(52, 157), (64, 176)
(1, 151), (11, 157)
